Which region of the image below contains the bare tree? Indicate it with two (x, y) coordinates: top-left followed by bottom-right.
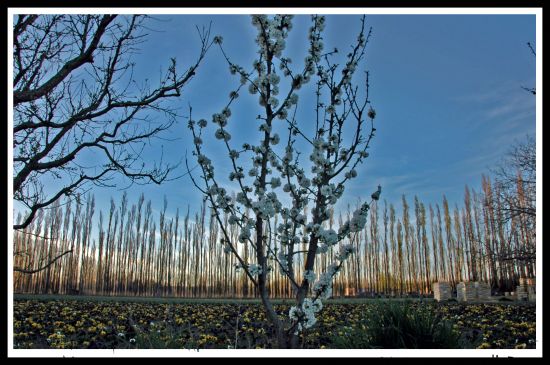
(187, 15), (378, 348)
(489, 135), (536, 271)
(13, 14), (214, 231)
(492, 136), (536, 221)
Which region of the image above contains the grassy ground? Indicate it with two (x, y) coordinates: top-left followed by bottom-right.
(13, 293), (534, 307)
(12, 294), (536, 350)
(13, 293), (436, 305)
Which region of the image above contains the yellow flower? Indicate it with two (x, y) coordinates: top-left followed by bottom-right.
(477, 342), (492, 349)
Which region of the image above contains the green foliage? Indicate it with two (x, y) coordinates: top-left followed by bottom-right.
(330, 301), (466, 349)
(14, 298), (535, 349)
(132, 321), (198, 349)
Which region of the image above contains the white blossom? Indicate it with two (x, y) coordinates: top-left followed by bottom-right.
(320, 185), (333, 197)
(312, 273), (333, 300)
(368, 107), (376, 119)
(340, 202), (370, 235)
(213, 113), (228, 127)
(277, 108), (288, 120)
(240, 74), (248, 85)
(337, 243), (356, 261)
(304, 270), (316, 283)
(197, 154), (211, 167)
(249, 83), (259, 94)
(228, 215), (238, 225)
(303, 313), (317, 329)
(268, 73), (280, 85)
(318, 228), (338, 245)
(317, 244), (329, 254)
(236, 192), (249, 206)
(239, 227), (251, 242)
(295, 214), (306, 225)
(345, 169), (357, 179)
(215, 128), (231, 141)
(289, 306), (301, 321)
(298, 176), (311, 189)
(302, 298), (322, 314)
(252, 193), (281, 219)
(229, 171), (244, 181)
(289, 93), (299, 105)
(277, 252), (289, 271)
(259, 123), (272, 133)
(270, 177), (281, 189)
(248, 264), (262, 276)
(339, 148), (348, 160)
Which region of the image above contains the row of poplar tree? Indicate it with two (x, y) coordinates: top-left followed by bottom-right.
(13, 171), (535, 298)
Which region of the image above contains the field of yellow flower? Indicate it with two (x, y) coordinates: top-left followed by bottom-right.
(13, 296), (536, 349)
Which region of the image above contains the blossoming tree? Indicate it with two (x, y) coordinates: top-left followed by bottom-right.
(187, 14), (380, 348)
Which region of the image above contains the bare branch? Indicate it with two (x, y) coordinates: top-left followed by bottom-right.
(13, 15), (214, 230)
(13, 15), (117, 105)
(13, 249), (73, 274)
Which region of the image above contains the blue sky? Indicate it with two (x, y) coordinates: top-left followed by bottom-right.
(14, 13), (537, 222)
